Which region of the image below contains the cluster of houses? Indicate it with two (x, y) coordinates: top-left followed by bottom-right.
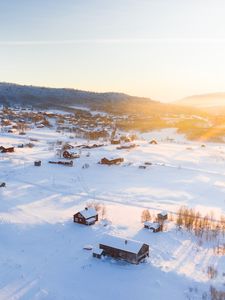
(73, 206), (168, 264)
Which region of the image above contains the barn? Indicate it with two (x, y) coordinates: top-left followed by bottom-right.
(100, 157), (124, 165)
(98, 235), (149, 264)
(144, 221), (162, 233)
(157, 211), (168, 221)
(73, 207), (98, 225)
(0, 146), (14, 153)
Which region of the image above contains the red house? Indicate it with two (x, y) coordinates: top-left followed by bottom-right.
(73, 207), (98, 225)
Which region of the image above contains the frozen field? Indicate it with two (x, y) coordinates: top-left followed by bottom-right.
(0, 127), (224, 299)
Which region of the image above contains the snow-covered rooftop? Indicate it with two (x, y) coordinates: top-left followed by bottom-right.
(158, 211), (168, 217)
(100, 235), (147, 254)
(79, 207), (97, 219)
(144, 222), (160, 230)
(93, 247), (104, 255)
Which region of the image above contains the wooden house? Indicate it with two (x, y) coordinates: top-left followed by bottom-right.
(0, 146), (14, 153)
(100, 157), (124, 165)
(98, 235), (149, 264)
(73, 207), (98, 225)
(144, 221), (162, 233)
(63, 150), (80, 159)
(49, 160), (73, 167)
(157, 211), (168, 222)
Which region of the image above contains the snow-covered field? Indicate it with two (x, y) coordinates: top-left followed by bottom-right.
(0, 127), (224, 300)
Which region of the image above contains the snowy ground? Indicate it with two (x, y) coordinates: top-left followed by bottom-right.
(0, 127), (224, 299)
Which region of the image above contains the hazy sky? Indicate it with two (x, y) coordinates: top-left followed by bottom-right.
(1, 0), (225, 101)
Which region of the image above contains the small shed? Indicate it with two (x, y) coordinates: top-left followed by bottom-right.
(49, 160), (73, 167)
(98, 235), (149, 264)
(139, 165), (146, 169)
(100, 157), (124, 165)
(149, 139), (158, 145)
(73, 207), (98, 225)
(63, 150), (80, 159)
(144, 221), (162, 233)
(111, 139), (120, 145)
(34, 160), (41, 167)
(93, 248), (104, 259)
(157, 211), (168, 221)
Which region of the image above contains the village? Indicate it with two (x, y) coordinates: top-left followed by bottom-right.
(0, 105), (225, 300)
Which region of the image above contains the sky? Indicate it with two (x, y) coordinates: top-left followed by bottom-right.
(1, 0), (225, 102)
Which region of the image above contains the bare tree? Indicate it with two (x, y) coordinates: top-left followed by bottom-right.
(101, 204), (107, 219)
(141, 209), (151, 223)
(86, 201), (102, 212)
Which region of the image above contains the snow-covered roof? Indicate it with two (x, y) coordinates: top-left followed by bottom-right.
(93, 247), (104, 255)
(144, 222), (160, 230)
(100, 235), (146, 254)
(86, 217), (97, 224)
(158, 211), (167, 217)
(79, 207), (97, 219)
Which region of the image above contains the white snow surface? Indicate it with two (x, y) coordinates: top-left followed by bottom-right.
(0, 126), (224, 299)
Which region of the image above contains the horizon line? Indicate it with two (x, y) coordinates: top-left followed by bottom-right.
(2, 37), (225, 46)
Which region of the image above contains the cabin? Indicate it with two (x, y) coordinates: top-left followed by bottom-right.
(0, 146), (14, 153)
(49, 160), (73, 167)
(149, 139), (158, 145)
(157, 211), (168, 222)
(100, 157), (124, 165)
(144, 221), (162, 233)
(63, 150), (80, 159)
(97, 235), (149, 264)
(92, 248), (104, 259)
(73, 207), (98, 225)
(34, 160), (41, 167)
